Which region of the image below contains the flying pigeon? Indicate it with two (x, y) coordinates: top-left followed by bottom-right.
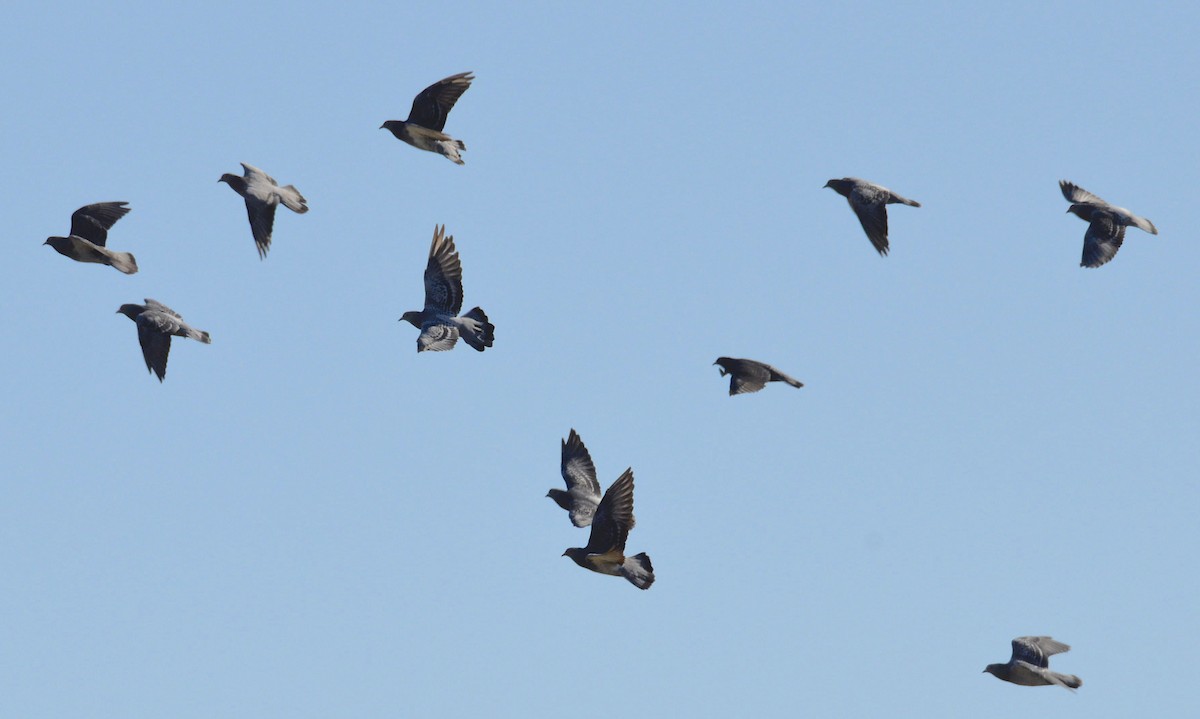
(44, 202), (138, 274)
(547, 429), (603, 528)
(563, 469), (655, 590)
(399, 225), (494, 352)
(823, 177), (920, 256)
(1060, 180), (1157, 268)
(116, 299), (211, 382)
(713, 357), (803, 395)
(381, 72), (474, 165)
(218, 162), (308, 259)
(983, 636), (1082, 691)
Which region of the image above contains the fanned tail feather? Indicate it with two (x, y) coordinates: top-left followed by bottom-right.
(280, 185), (308, 214)
(109, 251), (138, 275)
(461, 307), (494, 351)
(621, 552), (654, 590)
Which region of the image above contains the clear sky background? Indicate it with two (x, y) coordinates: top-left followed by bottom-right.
(3, 2), (1197, 717)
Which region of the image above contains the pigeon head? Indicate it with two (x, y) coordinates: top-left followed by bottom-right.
(713, 357), (733, 376)
(1065, 203), (1094, 221)
(546, 488), (572, 511)
(982, 664), (1006, 679)
(217, 173), (246, 193)
(44, 236), (66, 249)
(399, 311), (424, 328)
(823, 178), (852, 197)
(562, 548), (589, 567)
(380, 120), (401, 132)
(116, 304), (143, 321)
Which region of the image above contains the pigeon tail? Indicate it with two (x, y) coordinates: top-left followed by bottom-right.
(279, 185), (309, 214)
(776, 373), (803, 389)
(460, 306), (494, 351)
(620, 552), (654, 590)
(1129, 215), (1157, 235)
(1054, 673), (1083, 691)
(438, 139), (466, 165)
(186, 328), (212, 344)
(108, 250), (138, 274)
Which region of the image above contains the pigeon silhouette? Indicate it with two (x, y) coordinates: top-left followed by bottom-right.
(547, 429), (603, 528)
(44, 202), (137, 274)
(218, 162), (308, 259)
(399, 225), (494, 352)
(714, 357), (803, 395)
(984, 636), (1082, 691)
(381, 72), (474, 165)
(563, 469), (654, 590)
(823, 177), (920, 256)
(116, 299), (211, 382)
(1060, 180), (1157, 268)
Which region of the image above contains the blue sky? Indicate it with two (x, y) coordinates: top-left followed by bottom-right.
(3, 2), (1198, 717)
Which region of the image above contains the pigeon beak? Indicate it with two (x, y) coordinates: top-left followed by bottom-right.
(379, 123), (386, 130)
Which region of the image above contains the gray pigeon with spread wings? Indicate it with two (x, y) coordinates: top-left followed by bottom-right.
(547, 429), (603, 528)
(399, 225), (494, 352)
(44, 202), (138, 274)
(984, 636), (1082, 691)
(116, 299), (211, 382)
(563, 469), (654, 590)
(714, 357), (803, 396)
(218, 162), (308, 259)
(823, 177), (920, 256)
(1060, 180), (1157, 268)
(381, 72), (474, 165)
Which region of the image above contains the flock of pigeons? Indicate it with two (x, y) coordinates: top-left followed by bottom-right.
(41, 71), (1104, 691)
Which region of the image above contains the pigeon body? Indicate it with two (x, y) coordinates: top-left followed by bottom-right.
(399, 225), (494, 352)
(381, 72), (474, 164)
(824, 177), (920, 256)
(116, 299), (211, 382)
(563, 469), (654, 590)
(44, 202), (138, 274)
(984, 636), (1082, 691)
(218, 162), (308, 259)
(1060, 180), (1157, 268)
(547, 429), (604, 528)
(714, 357), (803, 395)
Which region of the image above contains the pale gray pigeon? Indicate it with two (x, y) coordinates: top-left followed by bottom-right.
(563, 468), (654, 590)
(1060, 180), (1157, 268)
(218, 162), (308, 259)
(714, 357), (803, 396)
(823, 177), (920, 256)
(984, 636), (1082, 691)
(399, 225), (494, 352)
(381, 72), (474, 164)
(44, 202), (137, 274)
(116, 299), (211, 382)
(547, 429), (603, 528)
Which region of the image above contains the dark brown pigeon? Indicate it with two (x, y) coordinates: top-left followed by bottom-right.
(44, 202), (137, 274)
(984, 636), (1082, 691)
(823, 177), (920, 256)
(116, 299), (211, 382)
(381, 72), (474, 164)
(713, 357), (803, 396)
(218, 162), (308, 259)
(563, 469), (654, 590)
(547, 429), (603, 528)
(399, 225), (494, 352)
(1060, 180), (1157, 268)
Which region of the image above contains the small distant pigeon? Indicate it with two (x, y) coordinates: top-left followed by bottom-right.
(381, 72), (474, 165)
(547, 429), (603, 528)
(714, 357), (803, 396)
(823, 177), (920, 256)
(116, 299), (211, 382)
(984, 636), (1082, 691)
(562, 469), (654, 590)
(399, 225), (494, 352)
(218, 162), (308, 259)
(44, 202), (138, 274)
(1060, 180), (1157, 268)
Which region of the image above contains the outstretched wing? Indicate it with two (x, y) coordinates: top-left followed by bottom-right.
(135, 320), (173, 381)
(561, 429), (602, 527)
(407, 72), (474, 131)
(423, 225), (464, 315)
(848, 195), (890, 256)
(1011, 636), (1070, 668)
(417, 321), (460, 352)
(584, 469), (635, 555)
(69, 202), (131, 247)
(1081, 213), (1125, 268)
(1059, 180), (1108, 207)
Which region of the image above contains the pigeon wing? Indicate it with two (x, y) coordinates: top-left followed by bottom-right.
(1081, 213), (1125, 268)
(243, 198), (278, 259)
(1012, 637), (1069, 668)
(417, 321), (460, 351)
(729, 361), (770, 395)
(848, 195), (890, 255)
(135, 319), (173, 381)
(584, 469), (635, 555)
(407, 72), (474, 131)
(69, 202), (131, 247)
(143, 299), (182, 320)
(561, 429), (602, 527)
(423, 225), (464, 315)
(1059, 180), (1108, 206)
